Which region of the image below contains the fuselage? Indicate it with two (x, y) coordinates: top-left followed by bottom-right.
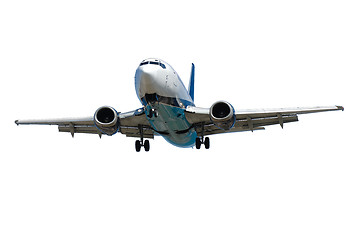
(135, 58), (197, 147)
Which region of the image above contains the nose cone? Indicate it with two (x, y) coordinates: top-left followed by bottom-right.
(135, 65), (161, 99)
(140, 68), (155, 90)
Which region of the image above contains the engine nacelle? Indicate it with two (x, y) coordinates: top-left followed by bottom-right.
(210, 101), (236, 130)
(94, 106), (119, 135)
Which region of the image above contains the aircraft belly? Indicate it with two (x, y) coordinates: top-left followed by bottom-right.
(147, 103), (196, 148)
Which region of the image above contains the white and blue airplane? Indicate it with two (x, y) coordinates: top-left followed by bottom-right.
(15, 58), (344, 151)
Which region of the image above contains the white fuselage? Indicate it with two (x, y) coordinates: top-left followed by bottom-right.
(134, 58), (197, 147)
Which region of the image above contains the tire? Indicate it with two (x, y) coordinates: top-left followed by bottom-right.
(204, 137), (210, 149)
(135, 140), (141, 152)
(195, 138), (201, 149)
(144, 140), (150, 152)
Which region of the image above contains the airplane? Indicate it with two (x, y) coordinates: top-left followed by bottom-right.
(15, 58), (344, 152)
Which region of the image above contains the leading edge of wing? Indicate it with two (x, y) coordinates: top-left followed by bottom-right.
(185, 105), (343, 123)
(15, 117), (94, 126)
(235, 105), (344, 117)
(14, 107), (151, 127)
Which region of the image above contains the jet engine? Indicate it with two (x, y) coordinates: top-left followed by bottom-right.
(94, 106), (119, 135)
(210, 101), (236, 130)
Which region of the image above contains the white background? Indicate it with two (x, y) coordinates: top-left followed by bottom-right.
(1, 0), (359, 239)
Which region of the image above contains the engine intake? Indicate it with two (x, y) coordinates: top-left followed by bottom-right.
(94, 106), (119, 135)
(210, 101), (235, 130)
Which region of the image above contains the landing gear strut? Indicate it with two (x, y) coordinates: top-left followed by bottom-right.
(135, 125), (150, 152)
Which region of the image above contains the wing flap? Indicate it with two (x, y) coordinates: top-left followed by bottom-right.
(236, 114), (298, 130)
(58, 125), (101, 135)
(119, 126), (154, 139)
(196, 124), (265, 136)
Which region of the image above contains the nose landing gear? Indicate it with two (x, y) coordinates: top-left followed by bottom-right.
(147, 108), (158, 118)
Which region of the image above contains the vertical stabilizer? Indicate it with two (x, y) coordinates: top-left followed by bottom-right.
(188, 63), (195, 102)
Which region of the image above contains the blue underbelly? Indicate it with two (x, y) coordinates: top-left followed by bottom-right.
(146, 103), (197, 148)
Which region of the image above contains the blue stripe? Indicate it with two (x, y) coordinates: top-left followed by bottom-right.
(188, 63), (195, 102)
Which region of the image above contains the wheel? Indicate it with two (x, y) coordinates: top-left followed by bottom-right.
(195, 138), (201, 149)
(204, 137), (210, 149)
(135, 140), (141, 152)
(148, 109), (157, 118)
(144, 140), (150, 152)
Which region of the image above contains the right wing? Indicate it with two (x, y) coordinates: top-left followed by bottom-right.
(15, 107), (154, 139)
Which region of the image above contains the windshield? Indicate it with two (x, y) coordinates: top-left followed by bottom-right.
(139, 61), (166, 69)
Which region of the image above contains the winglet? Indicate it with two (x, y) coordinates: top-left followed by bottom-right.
(15, 120), (19, 125)
(336, 105), (344, 111)
(188, 63), (195, 102)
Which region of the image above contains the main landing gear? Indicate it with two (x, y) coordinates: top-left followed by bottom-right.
(135, 139), (150, 152)
(195, 137), (210, 149)
(195, 122), (210, 150)
(135, 124), (150, 152)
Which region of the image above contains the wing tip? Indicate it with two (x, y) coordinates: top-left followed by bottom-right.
(336, 105), (344, 111)
(15, 120), (19, 125)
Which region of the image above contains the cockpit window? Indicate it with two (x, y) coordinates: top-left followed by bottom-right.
(139, 61), (166, 69)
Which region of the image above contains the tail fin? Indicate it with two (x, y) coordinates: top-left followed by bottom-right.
(188, 63), (195, 102)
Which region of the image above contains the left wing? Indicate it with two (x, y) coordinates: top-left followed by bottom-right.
(185, 105), (344, 136)
(15, 107), (154, 139)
